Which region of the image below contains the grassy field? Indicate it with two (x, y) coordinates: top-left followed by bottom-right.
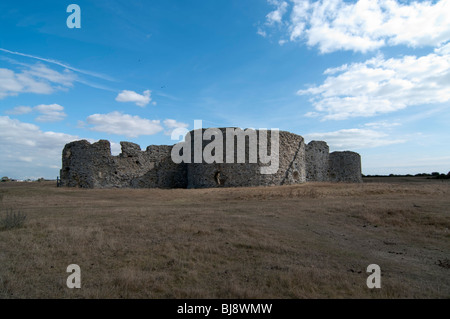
(0, 177), (449, 299)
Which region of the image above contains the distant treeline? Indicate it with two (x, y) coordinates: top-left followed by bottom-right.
(1, 177), (51, 182)
(363, 172), (450, 179)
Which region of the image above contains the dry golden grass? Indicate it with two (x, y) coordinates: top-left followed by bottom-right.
(0, 177), (449, 299)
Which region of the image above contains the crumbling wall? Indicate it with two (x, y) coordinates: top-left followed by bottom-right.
(185, 128), (306, 188)
(60, 140), (187, 188)
(306, 141), (330, 182)
(329, 151), (362, 183)
(60, 140), (111, 188)
(60, 129), (363, 189)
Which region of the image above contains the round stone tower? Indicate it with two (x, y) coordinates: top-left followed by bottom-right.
(306, 141), (330, 182)
(329, 151), (362, 183)
(175, 128), (306, 188)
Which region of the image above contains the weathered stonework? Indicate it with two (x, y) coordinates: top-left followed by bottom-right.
(329, 151), (363, 183)
(60, 140), (187, 188)
(306, 141), (329, 182)
(185, 129), (305, 188)
(60, 128), (362, 189)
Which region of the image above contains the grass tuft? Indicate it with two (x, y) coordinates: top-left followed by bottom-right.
(0, 210), (27, 231)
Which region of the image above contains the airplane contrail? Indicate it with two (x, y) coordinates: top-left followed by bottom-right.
(0, 48), (116, 82)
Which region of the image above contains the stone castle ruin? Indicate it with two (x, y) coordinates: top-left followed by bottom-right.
(60, 128), (362, 189)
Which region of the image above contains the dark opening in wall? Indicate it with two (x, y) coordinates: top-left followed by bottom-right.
(136, 161), (140, 165)
(214, 171), (221, 186)
(293, 171), (299, 180)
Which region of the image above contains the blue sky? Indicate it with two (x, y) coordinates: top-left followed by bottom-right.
(1, 0), (449, 179)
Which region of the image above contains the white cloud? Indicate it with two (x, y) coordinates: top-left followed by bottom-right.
(110, 142), (122, 156)
(163, 119), (189, 129)
(34, 104), (67, 122)
(86, 111), (163, 138)
(5, 106), (33, 115)
(26, 64), (75, 87)
(163, 119), (189, 136)
(0, 67), (52, 98)
(305, 128), (406, 150)
(364, 121), (401, 129)
(115, 89), (152, 107)
(299, 49), (450, 120)
(263, 0), (450, 53)
(435, 41), (450, 55)
(5, 104), (67, 122)
(0, 116), (123, 179)
(266, 1), (289, 25)
(257, 28), (267, 38)
(0, 63), (76, 99)
(0, 116), (80, 179)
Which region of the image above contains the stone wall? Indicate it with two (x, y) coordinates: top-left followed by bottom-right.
(329, 151), (363, 183)
(184, 128), (306, 188)
(60, 140), (187, 188)
(60, 129), (362, 189)
(306, 141), (329, 182)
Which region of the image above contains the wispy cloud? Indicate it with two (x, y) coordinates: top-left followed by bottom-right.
(74, 78), (117, 92)
(266, 0), (289, 25)
(0, 57), (118, 97)
(305, 128), (406, 150)
(5, 104), (67, 122)
(363, 121), (401, 129)
(0, 48), (115, 81)
(0, 48), (118, 94)
(257, 28), (267, 38)
(34, 104), (66, 122)
(154, 91), (181, 101)
(0, 65), (60, 98)
(5, 106), (33, 115)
